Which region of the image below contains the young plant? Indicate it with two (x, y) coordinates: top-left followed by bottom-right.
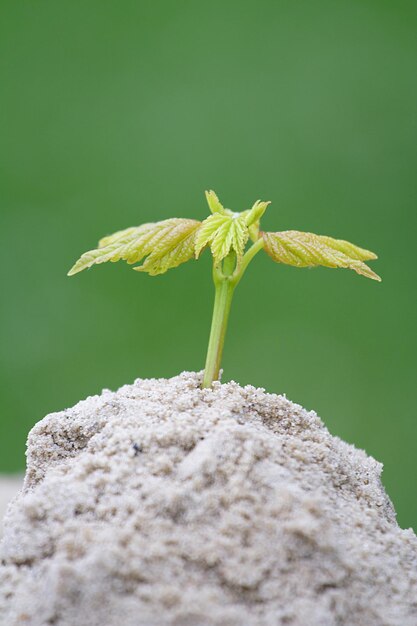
(68, 191), (380, 388)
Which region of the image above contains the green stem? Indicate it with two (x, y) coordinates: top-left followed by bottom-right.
(235, 237), (264, 286)
(202, 253), (236, 388)
(202, 238), (265, 388)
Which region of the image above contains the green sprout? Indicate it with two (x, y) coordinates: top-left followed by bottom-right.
(68, 191), (381, 388)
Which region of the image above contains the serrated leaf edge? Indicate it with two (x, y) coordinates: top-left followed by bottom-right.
(262, 230), (381, 281)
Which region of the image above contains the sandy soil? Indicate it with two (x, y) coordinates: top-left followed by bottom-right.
(1, 372), (416, 625)
(0, 477), (22, 537)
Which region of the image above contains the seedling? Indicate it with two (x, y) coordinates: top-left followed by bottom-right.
(68, 191), (380, 387)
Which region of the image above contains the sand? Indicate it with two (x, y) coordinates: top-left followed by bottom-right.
(0, 371), (416, 625)
(0, 477), (22, 538)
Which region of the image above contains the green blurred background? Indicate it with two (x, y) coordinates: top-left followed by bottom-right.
(0, 1), (416, 527)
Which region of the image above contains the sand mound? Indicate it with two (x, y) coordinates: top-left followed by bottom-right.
(1, 372), (416, 626)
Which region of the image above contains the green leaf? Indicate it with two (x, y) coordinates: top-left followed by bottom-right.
(134, 219), (201, 276)
(262, 230), (381, 281)
(195, 213), (249, 263)
(195, 213), (227, 257)
(205, 190), (226, 215)
(245, 200), (270, 227)
(68, 218), (201, 277)
(245, 199), (270, 242)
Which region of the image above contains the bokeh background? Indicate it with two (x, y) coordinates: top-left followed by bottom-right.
(1, 1), (416, 527)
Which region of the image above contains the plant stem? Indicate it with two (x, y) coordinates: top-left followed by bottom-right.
(235, 237), (264, 286)
(202, 239), (265, 388)
(202, 253), (236, 388)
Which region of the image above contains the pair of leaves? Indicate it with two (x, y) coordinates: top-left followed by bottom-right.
(68, 190), (380, 282)
(262, 230), (381, 281)
(195, 191), (270, 262)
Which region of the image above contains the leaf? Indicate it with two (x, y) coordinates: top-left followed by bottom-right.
(262, 230), (381, 281)
(245, 200), (270, 227)
(244, 199), (271, 242)
(134, 220), (201, 276)
(68, 219), (201, 277)
(195, 213), (227, 257)
(195, 213), (249, 263)
(198, 192), (271, 258)
(205, 190), (226, 215)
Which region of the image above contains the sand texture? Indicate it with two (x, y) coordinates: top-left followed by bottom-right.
(0, 477), (22, 538)
(1, 371), (416, 626)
